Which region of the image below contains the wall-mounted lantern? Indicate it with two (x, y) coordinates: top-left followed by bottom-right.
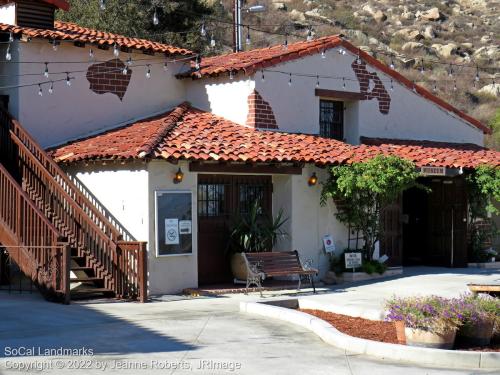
(173, 167), (184, 184)
(308, 172), (318, 186)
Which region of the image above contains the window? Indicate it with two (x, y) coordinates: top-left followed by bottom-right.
(319, 100), (344, 140)
(238, 184), (266, 215)
(198, 183), (227, 217)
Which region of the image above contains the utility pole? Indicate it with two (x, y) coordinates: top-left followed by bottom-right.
(233, 1), (266, 52)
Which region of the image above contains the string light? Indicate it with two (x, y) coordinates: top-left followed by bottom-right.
(48, 81), (54, 94)
(52, 39), (58, 51)
(316, 75), (320, 88)
(338, 48), (346, 55)
(261, 69), (265, 82)
(8, 32), (13, 43)
(89, 48), (94, 61)
(146, 64), (151, 79)
(288, 73), (292, 86)
(210, 35), (216, 48)
(389, 56), (395, 70)
(321, 49), (326, 59)
(195, 56), (200, 70)
(453, 80), (457, 91)
(126, 56), (133, 66)
(342, 77), (346, 89)
(122, 65), (128, 75)
(356, 49), (361, 64)
(390, 79), (394, 91)
(153, 8), (159, 26)
(66, 72), (71, 86)
(200, 22), (206, 37)
(99, 0), (106, 11)
(38, 84), (43, 97)
(433, 81), (437, 92)
(245, 27), (251, 46)
(163, 61), (168, 72)
(5, 44), (12, 61)
(44, 62), (49, 78)
(229, 70), (234, 80)
(475, 66), (480, 82)
(420, 58), (425, 74)
(283, 33), (288, 50)
(448, 63), (454, 77)
(307, 28), (313, 42)
(113, 43), (120, 57)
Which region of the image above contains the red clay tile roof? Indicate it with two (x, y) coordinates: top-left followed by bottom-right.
(183, 35), (343, 78)
(182, 35), (489, 135)
(50, 103), (353, 165)
(49, 104), (500, 169)
(353, 137), (500, 168)
(0, 21), (192, 56)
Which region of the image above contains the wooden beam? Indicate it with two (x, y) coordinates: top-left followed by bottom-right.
(189, 162), (303, 175)
(315, 88), (365, 101)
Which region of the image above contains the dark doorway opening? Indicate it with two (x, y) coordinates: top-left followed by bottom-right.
(402, 176), (468, 267)
(197, 175), (272, 285)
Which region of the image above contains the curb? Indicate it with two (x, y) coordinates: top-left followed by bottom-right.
(240, 301), (500, 370)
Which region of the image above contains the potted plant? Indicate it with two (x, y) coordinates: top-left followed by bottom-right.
(386, 296), (462, 349)
(227, 202), (288, 281)
(455, 293), (499, 346)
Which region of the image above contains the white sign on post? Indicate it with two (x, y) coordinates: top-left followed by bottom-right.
(165, 218), (179, 245)
(323, 235), (336, 253)
(345, 252), (362, 270)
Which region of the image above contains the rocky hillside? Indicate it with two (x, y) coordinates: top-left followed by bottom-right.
(215, 0), (500, 148)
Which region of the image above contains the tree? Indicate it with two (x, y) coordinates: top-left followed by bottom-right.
(56, 0), (227, 53)
(321, 155), (422, 260)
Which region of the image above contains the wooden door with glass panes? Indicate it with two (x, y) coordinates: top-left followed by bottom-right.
(197, 175), (272, 284)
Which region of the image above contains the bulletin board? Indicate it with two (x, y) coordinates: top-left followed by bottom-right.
(155, 190), (193, 256)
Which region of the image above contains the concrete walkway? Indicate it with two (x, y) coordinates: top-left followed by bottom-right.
(0, 267), (498, 374)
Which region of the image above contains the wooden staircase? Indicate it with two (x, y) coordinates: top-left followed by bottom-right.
(0, 107), (147, 303)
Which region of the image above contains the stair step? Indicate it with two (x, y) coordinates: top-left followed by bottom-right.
(70, 266), (93, 271)
(71, 256), (86, 262)
(70, 287), (115, 300)
(70, 277), (102, 282)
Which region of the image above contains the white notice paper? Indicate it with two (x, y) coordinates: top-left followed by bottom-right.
(165, 218), (179, 245)
(179, 220), (192, 234)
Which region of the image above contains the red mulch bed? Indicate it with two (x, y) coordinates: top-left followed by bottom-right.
(299, 309), (500, 352)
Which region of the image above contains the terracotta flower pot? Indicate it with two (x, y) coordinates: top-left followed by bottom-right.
(394, 321), (406, 344)
(230, 253), (247, 281)
(404, 327), (456, 349)
(456, 320), (494, 347)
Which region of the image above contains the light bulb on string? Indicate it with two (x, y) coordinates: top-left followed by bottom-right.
(163, 61), (168, 72)
(8, 32), (13, 43)
(229, 70), (234, 80)
(52, 39), (58, 51)
(356, 49), (361, 64)
(261, 69), (265, 82)
(99, 0), (106, 11)
(390, 79), (394, 91)
(475, 66), (480, 82)
(113, 43), (120, 57)
(5, 44), (12, 61)
(283, 34), (288, 50)
(288, 73), (292, 86)
(453, 80), (457, 91)
(153, 8), (159, 26)
(126, 56), (133, 66)
(38, 84), (43, 97)
(210, 35), (216, 48)
(321, 49), (326, 59)
(389, 57), (395, 70)
(420, 58), (425, 74)
(200, 22), (206, 37)
(246, 26), (251, 46)
(316, 75), (320, 88)
(195, 56), (200, 70)
(89, 48), (94, 61)
(307, 28), (313, 42)
(146, 65), (151, 79)
(433, 81), (437, 92)
(66, 73), (71, 86)
(122, 65), (128, 75)
(48, 81), (54, 94)
(44, 62), (49, 78)
(342, 77), (346, 89)
(448, 63), (453, 77)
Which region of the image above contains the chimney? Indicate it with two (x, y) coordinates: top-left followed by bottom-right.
(0, 0), (69, 29)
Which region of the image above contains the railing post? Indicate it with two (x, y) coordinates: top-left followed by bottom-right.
(139, 242), (148, 303)
(62, 243), (71, 305)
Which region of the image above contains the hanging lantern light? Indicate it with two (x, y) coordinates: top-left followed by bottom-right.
(173, 168), (184, 184)
(308, 172), (318, 186)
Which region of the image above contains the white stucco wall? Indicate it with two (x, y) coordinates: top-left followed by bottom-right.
(67, 163), (149, 242)
(185, 75), (255, 126)
(148, 160), (198, 295)
(2, 41), (187, 148)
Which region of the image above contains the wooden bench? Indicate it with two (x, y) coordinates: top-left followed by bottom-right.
(467, 282), (500, 297)
(242, 251), (318, 296)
